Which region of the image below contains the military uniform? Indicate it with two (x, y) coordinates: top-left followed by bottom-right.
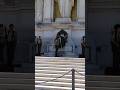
(7, 26), (17, 66)
(36, 36), (42, 56)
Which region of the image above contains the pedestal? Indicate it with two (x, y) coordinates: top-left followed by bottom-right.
(77, 0), (85, 23)
(55, 18), (71, 23)
(78, 18), (85, 23)
(43, 19), (53, 23)
(77, 18), (85, 28)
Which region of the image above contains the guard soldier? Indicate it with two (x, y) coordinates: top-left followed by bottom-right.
(37, 36), (42, 56)
(81, 36), (86, 58)
(7, 24), (17, 67)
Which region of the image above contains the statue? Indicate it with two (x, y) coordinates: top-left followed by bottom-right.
(55, 0), (75, 18)
(54, 29), (68, 57)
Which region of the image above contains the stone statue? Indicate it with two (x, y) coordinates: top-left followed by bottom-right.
(54, 29), (68, 57)
(55, 0), (75, 18)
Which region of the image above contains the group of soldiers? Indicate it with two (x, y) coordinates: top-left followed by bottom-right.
(0, 24), (17, 67)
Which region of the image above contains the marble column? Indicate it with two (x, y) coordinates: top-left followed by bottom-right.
(77, 0), (85, 22)
(35, 0), (43, 23)
(43, 0), (54, 23)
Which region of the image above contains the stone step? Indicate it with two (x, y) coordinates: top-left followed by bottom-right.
(35, 64), (85, 68)
(36, 60), (85, 63)
(35, 85), (84, 90)
(35, 58), (84, 61)
(35, 70), (85, 75)
(0, 72), (34, 79)
(35, 63), (85, 67)
(35, 61), (85, 64)
(36, 81), (85, 88)
(35, 69), (85, 73)
(35, 77), (85, 84)
(0, 84), (34, 90)
(35, 56), (85, 61)
(35, 57), (83, 59)
(0, 78), (34, 84)
(86, 87), (120, 90)
(35, 67), (85, 71)
(35, 74), (85, 79)
(86, 81), (120, 88)
(86, 75), (120, 82)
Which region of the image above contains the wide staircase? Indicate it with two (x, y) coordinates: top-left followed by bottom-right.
(35, 57), (120, 90)
(35, 56), (85, 90)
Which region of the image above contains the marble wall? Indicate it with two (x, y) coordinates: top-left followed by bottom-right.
(35, 23), (85, 57)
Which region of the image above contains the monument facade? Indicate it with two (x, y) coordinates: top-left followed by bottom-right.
(35, 0), (85, 57)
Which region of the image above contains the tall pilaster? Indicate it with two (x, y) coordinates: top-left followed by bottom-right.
(35, 0), (43, 23)
(43, 0), (54, 23)
(77, 0), (85, 23)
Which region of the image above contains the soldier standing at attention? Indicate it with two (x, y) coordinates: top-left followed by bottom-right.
(81, 36), (86, 58)
(37, 36), (42, 56)
(7, 24), (17, 67)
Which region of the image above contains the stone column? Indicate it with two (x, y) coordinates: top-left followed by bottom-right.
(35, 0), (43, 23)
(77, 0), (85, 22)
(43, 0), (54, 23)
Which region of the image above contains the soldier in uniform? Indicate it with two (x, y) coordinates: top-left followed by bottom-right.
(37, 36), (42, 56)
(7, 24), (17, 67)
(81, 36), (86, 58)
(35, 36), (37, 55)
(111, 24), (120, 70)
